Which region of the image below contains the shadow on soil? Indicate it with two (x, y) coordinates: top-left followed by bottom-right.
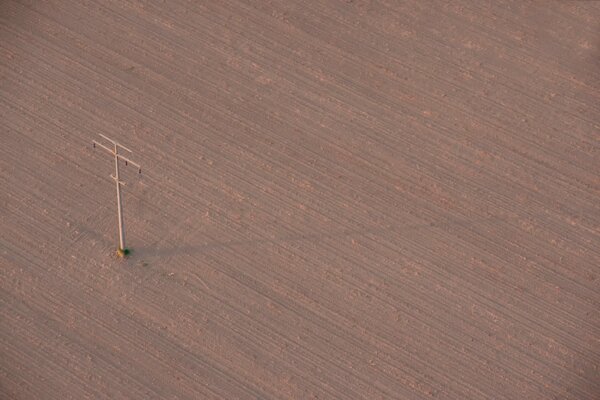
(133, 215), (500, 260)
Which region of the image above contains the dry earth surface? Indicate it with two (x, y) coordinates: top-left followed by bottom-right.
(1, 1), (599, 399)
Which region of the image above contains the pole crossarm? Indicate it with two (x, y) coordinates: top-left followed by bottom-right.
(116, 154), (141, 172)
(99, 133), (133, 153)
(93, 140), (142, 173)
(111, 174), (126, 185)
(92, 140), (115, 155)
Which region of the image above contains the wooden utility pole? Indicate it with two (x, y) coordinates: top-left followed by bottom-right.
(92, 134), (141, 256)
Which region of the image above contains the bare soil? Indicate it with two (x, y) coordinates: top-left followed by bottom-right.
(1, 1), (599, 399)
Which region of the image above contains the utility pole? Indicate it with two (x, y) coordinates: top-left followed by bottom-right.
(92, 134), (141, 257)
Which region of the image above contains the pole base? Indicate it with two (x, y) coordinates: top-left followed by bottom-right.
(117, 247), (131, 257)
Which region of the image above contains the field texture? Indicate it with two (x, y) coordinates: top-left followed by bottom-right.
(1, 1), (599, 399)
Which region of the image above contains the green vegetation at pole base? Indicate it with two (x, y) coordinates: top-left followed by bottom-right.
(117, 247), (131, 257)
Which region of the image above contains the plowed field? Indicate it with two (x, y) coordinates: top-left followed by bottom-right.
(1, 1), (599, 399)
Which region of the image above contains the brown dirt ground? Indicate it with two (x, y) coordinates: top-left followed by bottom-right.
(1, 1), (599, 399)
